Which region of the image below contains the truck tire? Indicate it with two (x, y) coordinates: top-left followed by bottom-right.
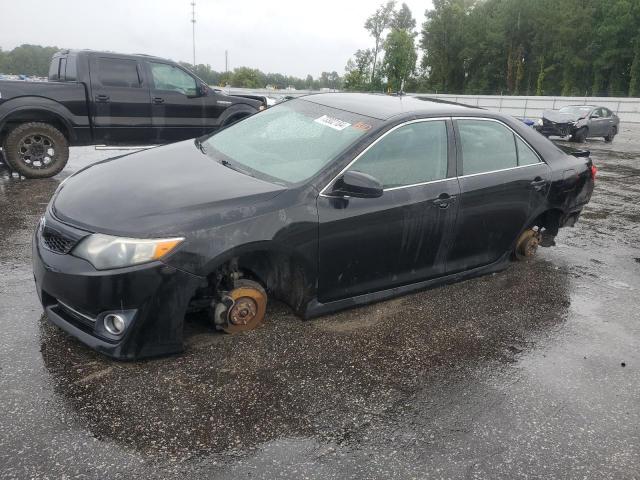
(3, 122), (69, 178)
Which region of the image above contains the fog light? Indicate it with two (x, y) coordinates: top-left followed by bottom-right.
(104, 313), (126, 335)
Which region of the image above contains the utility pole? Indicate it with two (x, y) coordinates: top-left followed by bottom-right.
(225, 50), (228, 73)
(191, 1), (196, 66)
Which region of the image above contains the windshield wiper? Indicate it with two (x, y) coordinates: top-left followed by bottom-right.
(214, 157), (253, 176)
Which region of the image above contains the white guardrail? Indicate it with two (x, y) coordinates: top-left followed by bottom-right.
(422, 94), (640, 123)
(223, 87), (640, 124)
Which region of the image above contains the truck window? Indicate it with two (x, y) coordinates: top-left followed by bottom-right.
(96, 58), (141, 88)
(149, 62), (197, 96)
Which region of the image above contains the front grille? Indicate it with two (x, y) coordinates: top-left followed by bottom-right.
(42, 228), (76, 254)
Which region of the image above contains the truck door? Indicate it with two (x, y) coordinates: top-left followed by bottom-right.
(89, 56), (153, 145)
(146, 61), (223, 143)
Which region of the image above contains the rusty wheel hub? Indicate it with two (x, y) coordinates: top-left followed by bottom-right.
(229, 297), (258, 326)
(221, 280), (268, 334)
(515, 229), (540, 260)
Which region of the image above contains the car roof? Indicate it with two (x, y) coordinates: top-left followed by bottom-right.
(300, 93), (480, 120)
(59, 49), (171, 63)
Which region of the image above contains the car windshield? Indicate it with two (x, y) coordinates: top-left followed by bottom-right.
(203, 100), (380, 184)
(559, 106), (592, 115)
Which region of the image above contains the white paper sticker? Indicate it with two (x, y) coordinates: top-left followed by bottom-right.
(314, 115), (351, 131)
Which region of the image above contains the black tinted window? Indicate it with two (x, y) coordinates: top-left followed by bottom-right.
(150, 63), (197, 95)
(97, 58), (140, 88)
(349, 120), (448, 188)
(458, 120), (517, 175)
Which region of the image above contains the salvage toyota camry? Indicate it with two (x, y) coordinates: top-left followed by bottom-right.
(33, 93), (595, 359)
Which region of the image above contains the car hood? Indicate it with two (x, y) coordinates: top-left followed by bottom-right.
(52, 140), (286, 237)
(542, 110), (583, 123)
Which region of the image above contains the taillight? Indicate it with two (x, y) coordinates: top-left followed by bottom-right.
(590, 164), (597, 180)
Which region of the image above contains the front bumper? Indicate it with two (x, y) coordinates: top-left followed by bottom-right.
(535, 121), (575, 138)
(32, 215), (203, 360)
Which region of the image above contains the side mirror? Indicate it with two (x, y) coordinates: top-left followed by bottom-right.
(197, 82), (209, 97)
(590, 112), (600, 119)
(331, 170), (383, 198)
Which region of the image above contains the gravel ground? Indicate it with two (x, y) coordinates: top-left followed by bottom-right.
(0, 126), (638, 479)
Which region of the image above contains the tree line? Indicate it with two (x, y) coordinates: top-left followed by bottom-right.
(0, 44), (342, 90)
(345, 0), (640, 97)
(5, 0), (640, 98)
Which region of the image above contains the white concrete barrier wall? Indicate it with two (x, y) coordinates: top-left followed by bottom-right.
(421, 94), (640, 123)
(223, 87), (640, 124)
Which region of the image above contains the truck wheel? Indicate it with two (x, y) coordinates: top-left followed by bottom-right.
(571, 127), (588, 143)
(3, 122), (69, 178)
(604, 127), (616, 143)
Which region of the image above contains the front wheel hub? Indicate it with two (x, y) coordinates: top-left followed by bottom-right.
(221, 280), (268, 334)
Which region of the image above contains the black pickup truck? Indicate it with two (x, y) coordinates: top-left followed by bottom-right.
(0, 50), (264, 178)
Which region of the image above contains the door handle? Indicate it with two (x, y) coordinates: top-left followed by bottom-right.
(530, 177), (548, 191)
(153, 97), (165, 104)
(95, 94), (110, 102)
(433, 193), (455, 209)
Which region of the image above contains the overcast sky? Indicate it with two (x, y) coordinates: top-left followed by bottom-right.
(0, 0), (432, 77)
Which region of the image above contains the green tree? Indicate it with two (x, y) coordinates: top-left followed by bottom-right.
(231, 67), (262, 88)
(392, 3), (417, 32)
(344, 49), (374, 91)
(419, 0), (474, 93)
(364, 1), (396, 85)
(0, 44), (60, 76)
(383, 29), (417, 91)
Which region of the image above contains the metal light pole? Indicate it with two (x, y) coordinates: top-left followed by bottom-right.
(191, 1), (196, 66)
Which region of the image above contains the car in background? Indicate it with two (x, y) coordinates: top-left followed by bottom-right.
(33, 93), (595, 359)
(535, 105), (619, 143)
(0, 50), (266, 178)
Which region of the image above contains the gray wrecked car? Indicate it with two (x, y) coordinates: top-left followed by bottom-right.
(535, 105), (619, 143)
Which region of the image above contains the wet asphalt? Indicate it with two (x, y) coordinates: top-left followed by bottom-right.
(0, 128), (639, 479)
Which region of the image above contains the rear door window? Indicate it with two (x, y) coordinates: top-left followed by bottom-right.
(515, 137), (540, 166)
(96, 58), (141, 88)
(347, 120), (448, 188)
(458, 119), (517, 175)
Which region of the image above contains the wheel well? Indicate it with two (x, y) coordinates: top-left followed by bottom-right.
(529, 209), (564, 236)
(0, 110), (71, 143)
(192, 250), (314, 316)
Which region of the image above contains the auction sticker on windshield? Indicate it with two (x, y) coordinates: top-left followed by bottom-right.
(314, 115), (351, 131)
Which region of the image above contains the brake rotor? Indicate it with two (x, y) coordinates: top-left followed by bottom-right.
(515, 229), (540, 260)
(222, 280), (267, 334)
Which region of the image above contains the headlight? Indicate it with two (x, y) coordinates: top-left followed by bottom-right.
(537, 118), (543, 126)
(72, 234), (184, 270)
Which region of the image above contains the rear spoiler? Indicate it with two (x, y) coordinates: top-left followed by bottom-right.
(554, 143), (591, 158)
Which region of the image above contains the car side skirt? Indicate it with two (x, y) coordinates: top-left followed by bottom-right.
(303, 251), (512, 319)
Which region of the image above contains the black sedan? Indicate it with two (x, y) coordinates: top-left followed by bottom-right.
(33, 93), (595, 359)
